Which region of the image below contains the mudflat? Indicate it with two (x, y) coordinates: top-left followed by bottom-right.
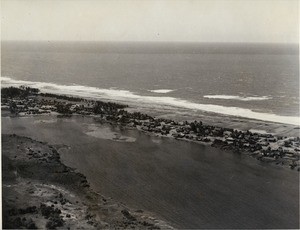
(2, 133), (171, 229)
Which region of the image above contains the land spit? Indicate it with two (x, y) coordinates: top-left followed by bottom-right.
(2, 86), (300, 171)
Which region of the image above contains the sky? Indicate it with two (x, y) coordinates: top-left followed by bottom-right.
(1, 0), (299, 43)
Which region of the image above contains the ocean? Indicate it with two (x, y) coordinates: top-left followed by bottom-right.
(1, 41), (299, 125)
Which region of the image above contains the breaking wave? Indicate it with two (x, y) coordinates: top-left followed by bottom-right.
(149, 89), (174, 93)
(204, 95), (271, 101)
(1, 76), (299, 126)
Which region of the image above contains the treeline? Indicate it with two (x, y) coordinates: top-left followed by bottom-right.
(39, 93), (84, 102)
(40, 93), (127, 110)
(93, 101), (127, 114)
(1, 86), (39, 98)
(1, 86), (128, 115)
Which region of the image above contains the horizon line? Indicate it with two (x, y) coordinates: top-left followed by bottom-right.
(1, 39), (299, 45)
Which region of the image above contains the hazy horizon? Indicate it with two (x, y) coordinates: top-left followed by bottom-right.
(1, 40), (299, 45)
(1, 0), (299, 43)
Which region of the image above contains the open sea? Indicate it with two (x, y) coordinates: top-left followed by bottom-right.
(1, 41), (299, 125)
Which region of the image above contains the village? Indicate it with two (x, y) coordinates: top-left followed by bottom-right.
(2, 86), (300, 171)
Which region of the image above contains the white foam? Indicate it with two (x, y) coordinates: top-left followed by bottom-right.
(204, 95), (271, 101)
(149, 89), (174, 93)
(1, 76), (299, 126)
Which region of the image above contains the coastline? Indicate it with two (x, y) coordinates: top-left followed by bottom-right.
(2, 133), (172, 229)
(1, 86), (300, 228)
(2, 86), (300, 171)
(2, 76), (299, 128)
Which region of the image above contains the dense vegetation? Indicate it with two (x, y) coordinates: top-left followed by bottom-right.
(1, 86), (128, 115)
(2, 86), (39, 98)
(39, 93), (84, 102)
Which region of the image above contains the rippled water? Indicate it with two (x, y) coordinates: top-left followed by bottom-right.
(2, 41), (299, 122)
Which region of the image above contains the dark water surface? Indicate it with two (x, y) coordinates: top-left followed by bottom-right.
(2, 116), (299, 228)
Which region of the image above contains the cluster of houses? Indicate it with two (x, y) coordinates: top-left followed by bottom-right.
(1, 97), (52, 115)
(128, 114), (299, 169)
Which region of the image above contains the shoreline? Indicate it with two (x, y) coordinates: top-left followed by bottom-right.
(2, 133), (172, 229)
(2, 86), (300, 171)
(2, 76), (299, 127)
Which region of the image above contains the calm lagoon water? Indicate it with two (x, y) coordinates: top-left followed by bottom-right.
(2, 116), (299, 228)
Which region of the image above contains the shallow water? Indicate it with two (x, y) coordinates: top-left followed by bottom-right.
(2, 115), (299, 228)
